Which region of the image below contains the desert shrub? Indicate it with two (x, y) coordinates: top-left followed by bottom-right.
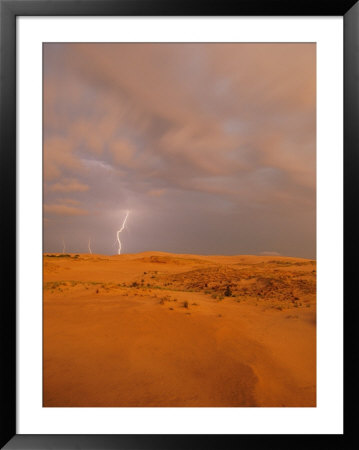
(183, 301), (189, 309)
(131, 281), (139, 288)
(159, 295), (171, 304)
(96, 289), (99, 294)
(211, 293), (217, 299)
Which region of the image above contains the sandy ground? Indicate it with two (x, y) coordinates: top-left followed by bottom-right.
(43, 252), (316, 407)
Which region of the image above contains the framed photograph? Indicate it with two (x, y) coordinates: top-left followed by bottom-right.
(1, 0), (356, 448)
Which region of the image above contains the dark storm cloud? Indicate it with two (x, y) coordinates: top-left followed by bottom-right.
(43, 43), (316, 257)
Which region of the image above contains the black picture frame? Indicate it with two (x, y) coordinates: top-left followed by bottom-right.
(1, 1), (357, 448)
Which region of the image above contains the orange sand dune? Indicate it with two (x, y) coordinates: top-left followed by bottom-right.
(43, 252), (316, 407)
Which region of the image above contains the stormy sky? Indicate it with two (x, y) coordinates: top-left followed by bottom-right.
(43, 43), (316, 258)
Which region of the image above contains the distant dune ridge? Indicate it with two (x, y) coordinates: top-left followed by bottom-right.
(43, 251), (316, 407)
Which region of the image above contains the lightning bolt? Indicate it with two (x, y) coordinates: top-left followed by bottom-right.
(88, 237), (92, 254)
(62, 237), (66, 254)
(117, 210), (129, 255)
